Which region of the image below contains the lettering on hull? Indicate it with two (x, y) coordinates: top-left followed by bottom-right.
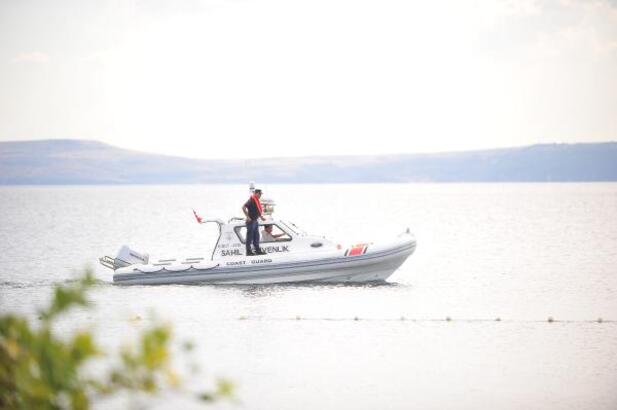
(225, 258), (272, 266)
(221, 249), (242, 257)
(263, 245), (289, 253)
(219, 246), (288, 257)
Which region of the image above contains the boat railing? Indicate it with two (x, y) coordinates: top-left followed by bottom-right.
(99, 256), (116, 270)
(99, 255), (132, 270)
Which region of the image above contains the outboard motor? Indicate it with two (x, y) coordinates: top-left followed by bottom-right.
(115, 245), (149, 267)
(100, 245), (149, 270)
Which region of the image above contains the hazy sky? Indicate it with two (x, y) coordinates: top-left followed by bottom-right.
(1, 0), (616, 159)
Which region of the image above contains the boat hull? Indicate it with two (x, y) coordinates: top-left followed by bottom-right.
(112, 240), (416, 285)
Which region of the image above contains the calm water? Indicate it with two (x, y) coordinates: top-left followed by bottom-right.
(1, 183), (616, 409)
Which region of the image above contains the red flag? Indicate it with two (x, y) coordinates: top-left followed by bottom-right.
(192, 209), (203, 223)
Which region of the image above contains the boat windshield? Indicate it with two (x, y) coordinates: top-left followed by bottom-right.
(280, 220), (307, 236)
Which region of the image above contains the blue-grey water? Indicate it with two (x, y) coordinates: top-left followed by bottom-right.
(1, 183), (616, 409)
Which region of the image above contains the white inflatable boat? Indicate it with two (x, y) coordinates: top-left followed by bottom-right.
(99, 196), (416, 285)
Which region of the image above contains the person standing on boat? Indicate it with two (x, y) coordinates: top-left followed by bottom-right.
(242, 188), (266, 256)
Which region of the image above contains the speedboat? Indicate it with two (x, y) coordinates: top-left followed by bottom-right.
(99, 196), (416, 285)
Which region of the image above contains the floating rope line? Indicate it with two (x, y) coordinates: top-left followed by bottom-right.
(235, 316), (615, 323)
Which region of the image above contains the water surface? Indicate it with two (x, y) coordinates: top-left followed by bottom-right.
(1, 183), (616, 409)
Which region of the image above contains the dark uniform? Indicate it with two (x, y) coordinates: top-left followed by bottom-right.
(244, 196), (262, 255)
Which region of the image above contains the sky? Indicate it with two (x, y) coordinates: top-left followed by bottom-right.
(1, 0), (616, 159)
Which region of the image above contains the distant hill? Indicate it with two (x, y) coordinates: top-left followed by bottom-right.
(1, 139), (616, 184)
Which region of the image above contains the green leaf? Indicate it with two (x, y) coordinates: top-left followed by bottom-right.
(0, 269), (233, 408)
